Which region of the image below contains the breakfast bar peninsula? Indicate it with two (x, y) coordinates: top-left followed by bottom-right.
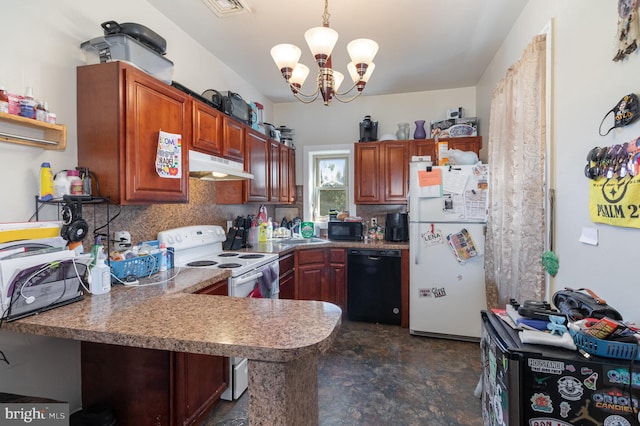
(3, 267), (342, 425)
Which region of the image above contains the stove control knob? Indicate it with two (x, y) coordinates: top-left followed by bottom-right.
(175, 234), (183, 243)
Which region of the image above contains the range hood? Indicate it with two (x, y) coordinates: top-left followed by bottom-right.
(189, 150), (254, 181)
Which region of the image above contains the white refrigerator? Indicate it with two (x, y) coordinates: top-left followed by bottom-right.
(409, 158), (489, 341)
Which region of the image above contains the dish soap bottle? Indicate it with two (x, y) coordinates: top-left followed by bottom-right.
(90, 247), (111, 295)
(39, 162), (54, 201)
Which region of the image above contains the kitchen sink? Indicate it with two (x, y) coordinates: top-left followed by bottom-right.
(275, 237), (330, 246)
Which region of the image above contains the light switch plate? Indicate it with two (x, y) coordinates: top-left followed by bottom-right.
(371, 218), (378, 227)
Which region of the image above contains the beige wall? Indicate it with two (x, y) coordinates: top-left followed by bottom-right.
(477, 0), (640, 324)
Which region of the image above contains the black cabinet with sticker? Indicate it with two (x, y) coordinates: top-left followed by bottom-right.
(480, 311), (640, 426)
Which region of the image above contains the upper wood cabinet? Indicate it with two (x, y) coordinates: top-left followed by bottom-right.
(354, 140), (410, 204)
(354, 137), (482, 205)
(246, 128), (269, 203)
(222, 116), (244, 162)
(412, 136), (482, 159)
(216, 130), (296, 205)
(192, 99), (223, 157)
(282, 144), (296, 204)
(354, 142), (381, 203)
(269, 139), (281, 202)
(77, 62), (190, 205)
(191, 101), (244, 163)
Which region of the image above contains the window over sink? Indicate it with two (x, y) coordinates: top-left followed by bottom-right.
(303, 144), (356, 223)
(315, 155), (348, 220)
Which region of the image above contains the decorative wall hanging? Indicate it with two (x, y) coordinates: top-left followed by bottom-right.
(589, 172), (640, 228)
(598, 93), (639, 135)
(613, 0), (639, 61)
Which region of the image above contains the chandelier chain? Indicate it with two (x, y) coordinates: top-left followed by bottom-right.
(322, 0), (330, 26)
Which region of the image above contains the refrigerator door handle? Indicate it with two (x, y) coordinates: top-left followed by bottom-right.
(414, 231), (421, 265)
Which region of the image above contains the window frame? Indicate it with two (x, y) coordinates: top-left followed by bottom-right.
(313, 154), (349, 221)
(303, 144), (356, 223)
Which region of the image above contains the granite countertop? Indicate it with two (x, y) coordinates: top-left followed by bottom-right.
(245, 239), (410, 256)
(3, 268), (342, 363)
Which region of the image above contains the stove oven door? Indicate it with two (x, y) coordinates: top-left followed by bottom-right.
(229, 261), (279, 299)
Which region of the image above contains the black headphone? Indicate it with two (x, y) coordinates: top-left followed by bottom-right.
(60, 202), (88, 242)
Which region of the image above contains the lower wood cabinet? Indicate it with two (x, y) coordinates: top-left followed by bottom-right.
(81, 280), (229, 425)
(295, 248), (346, 312)
(278, 252), (295, 300)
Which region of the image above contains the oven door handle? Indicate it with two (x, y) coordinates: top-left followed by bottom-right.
(233, 271), (263, 286)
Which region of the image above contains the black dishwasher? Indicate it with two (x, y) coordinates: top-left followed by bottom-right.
(347, 248), (401, 325)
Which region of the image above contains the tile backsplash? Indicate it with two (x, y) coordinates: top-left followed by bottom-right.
(76, 181), (401, 250)
(83, 179), (303, 250)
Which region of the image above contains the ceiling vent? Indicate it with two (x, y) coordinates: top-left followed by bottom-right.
(201, 0), (251, 17)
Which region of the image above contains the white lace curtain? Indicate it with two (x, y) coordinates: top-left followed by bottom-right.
(485, 34), (547, 309)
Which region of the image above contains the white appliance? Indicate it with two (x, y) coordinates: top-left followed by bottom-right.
(408, 157), (489, 341)
(0, 236), (83, 321)
(157, 225), (279, 401)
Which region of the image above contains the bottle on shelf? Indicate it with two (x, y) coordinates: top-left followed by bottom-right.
(35, 101), (48, 122)
(39, 162), (54, 201)
(19, 86), (36, 119)
(0, 85), (8, 114)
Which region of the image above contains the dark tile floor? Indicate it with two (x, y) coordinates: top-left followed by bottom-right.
(203, 320), (484, 425)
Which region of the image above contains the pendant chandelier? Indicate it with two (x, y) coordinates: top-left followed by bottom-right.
(270, 0), (378, 106)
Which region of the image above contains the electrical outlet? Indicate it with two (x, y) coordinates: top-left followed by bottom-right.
(371, 217), (378, 227)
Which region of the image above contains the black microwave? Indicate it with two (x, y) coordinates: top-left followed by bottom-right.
(328, 221), (364, 241)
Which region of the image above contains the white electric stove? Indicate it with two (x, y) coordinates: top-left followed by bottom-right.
(157, 225), (279, 400)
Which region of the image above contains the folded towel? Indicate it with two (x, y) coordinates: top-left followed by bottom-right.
(519, 329), (577, 351)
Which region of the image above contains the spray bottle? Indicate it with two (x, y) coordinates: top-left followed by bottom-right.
(89, 247), (111, 295)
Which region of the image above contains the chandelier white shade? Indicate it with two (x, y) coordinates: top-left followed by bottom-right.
(270, 0), (378, 105)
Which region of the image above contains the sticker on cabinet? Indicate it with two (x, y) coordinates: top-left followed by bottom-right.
(156, 129), (182, 178)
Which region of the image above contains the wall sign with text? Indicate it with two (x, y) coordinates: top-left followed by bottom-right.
(589, 174), (640, 228)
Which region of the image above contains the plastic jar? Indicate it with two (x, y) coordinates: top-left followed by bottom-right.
(67, 169), (83, 195)
(53, 171), (70, 199)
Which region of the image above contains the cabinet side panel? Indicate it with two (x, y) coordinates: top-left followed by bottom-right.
(77, 63), (123, 202)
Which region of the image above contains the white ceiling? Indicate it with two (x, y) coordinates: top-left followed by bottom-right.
(147, 0), (528, 104)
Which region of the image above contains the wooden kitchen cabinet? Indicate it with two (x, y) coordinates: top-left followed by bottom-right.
(272, 142), (296, 204)
(81, 280), (228, 425)
(192, 100), (244, 162)
(295, 248), (346, 311)
(412, 136), (482, 159)
(354, 140), (410, 204)
(269, 139), (281, 202)
(278, 252), (295, 299)
(192, 98), (223, 157)
(286, 145), (296, 203)
(216, 129), (296, 205)
(77, 61), (190, 205)
(245, 128), (269, 202)
(222, 115), (244, 162)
